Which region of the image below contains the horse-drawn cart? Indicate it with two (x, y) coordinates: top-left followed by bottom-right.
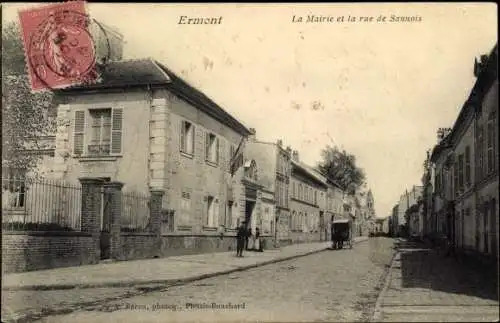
(331, 218), (353, 249)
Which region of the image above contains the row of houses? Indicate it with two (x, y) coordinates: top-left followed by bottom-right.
(389, 43), (498, 263)
(2, 29), (377, 272)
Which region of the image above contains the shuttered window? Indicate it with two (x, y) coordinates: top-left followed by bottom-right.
(180, 121), (195, 155)
(465, 146), (471, 187)
(111, 108), (123, 154)
(205, 132), (218, 164)
(73, 111), (85, 155)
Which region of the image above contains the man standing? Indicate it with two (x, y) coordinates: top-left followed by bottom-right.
(236, 221), (246, 257)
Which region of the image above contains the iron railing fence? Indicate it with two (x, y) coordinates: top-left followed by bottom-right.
(121, 190), (150, 232)
(2, 176), (82, 231)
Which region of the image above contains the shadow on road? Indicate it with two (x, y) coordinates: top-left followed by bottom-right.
(393, 239), (498, 302)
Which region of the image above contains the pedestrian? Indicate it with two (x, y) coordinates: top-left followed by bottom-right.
(245, 227), (252, 250)
(255, 227), (263, 252)
(236, 222), (246, 257)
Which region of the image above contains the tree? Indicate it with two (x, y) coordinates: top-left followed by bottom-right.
(317, 145), (366, 195)
(2, 21), (56, 177)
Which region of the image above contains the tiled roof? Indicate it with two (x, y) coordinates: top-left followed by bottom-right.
(57, 58), (252, 136)
(291, 160), (328, 187)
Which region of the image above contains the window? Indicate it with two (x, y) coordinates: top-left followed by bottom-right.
(458, 154), (464, 192)
(205, 133), (219, 164)
(180, 121), (195, 155)
(73, 108), (123, 156)
(487, 115), (495, 173)
(292, 182), (296, 198)
(227, 202), (233, 228)
(181, 191), (191, 210)
(465, 146), (471, 186)
(478, 126), (484, 180)
(314, 191), (318, 205)
(206, 196), (218, 227)
(453, 159), (459, 196)
(285, 188), (289, 207)
(89, 109), (111, 155)
(299, 184), (303, 200)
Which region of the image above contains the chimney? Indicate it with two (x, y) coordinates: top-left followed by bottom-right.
(286, 146), (292, 155)
(437, 128), (444, 144)
(277, 139), (283, 147)
(248, 128), (256, 141)
(291, 150), (299, 162)
(90, 22), (125, 62)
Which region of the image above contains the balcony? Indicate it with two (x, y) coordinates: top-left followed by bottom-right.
(87, 144), (110, 156)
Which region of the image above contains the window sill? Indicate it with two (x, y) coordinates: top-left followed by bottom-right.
(76, 155), (122, 162)
(203, 226), (218, 231)
(205, 160), (218, 168)
(180, 151), (194, 159)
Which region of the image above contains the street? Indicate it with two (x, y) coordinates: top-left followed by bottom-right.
(4, 238), (394, 323)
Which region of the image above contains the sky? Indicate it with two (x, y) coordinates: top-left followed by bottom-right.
(3, 3), (497, 219)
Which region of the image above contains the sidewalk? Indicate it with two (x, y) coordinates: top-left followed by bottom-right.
(2, 237), (368, 291)
(373, 239), (499, 322)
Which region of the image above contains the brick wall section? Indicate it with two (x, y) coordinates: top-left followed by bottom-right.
(104, 181), (124, 260)
(79, 177), (104, 264)
(2, 232), (94, 273)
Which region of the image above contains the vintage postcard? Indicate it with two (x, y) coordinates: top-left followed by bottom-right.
(1, 2), (498, 323)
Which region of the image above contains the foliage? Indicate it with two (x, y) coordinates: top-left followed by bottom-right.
(317, 145), (366, 195)
(2, 21), (56, 176)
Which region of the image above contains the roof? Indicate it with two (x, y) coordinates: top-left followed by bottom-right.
(56, 58), (252, 136)
(447, 44), (498, 146)
(291, 160), (328, 188)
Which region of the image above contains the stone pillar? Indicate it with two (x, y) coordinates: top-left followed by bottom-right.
(150, 190), (164, 255)
(104, 181), (124, 260)
(79, 177), (105, 263)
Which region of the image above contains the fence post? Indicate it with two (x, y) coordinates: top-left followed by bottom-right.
(79, 177), (104, 264)
(150, 190), (164, 256)
(104, 181), (124, 260)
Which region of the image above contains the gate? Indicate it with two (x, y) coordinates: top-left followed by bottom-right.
(100, 187), (112, 260)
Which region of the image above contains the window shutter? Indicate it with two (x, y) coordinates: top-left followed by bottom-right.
(73, 110), (85, 155)
(180, 121), (186, 152)
(111, 108), (123, 154)
(191, 125), (195, 154)
(216, 138), (220, 164)
(205, 133), (210, 160)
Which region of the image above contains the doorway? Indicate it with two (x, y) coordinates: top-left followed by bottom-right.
(245, 200), (255, 230)
(489, 199), (497, 256)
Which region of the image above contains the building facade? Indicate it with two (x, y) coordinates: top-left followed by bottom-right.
(244, 135), (292, 245)
(425, 44), (498, 260)
(289, 152), (328, 243)
(51, 58), (263, 246)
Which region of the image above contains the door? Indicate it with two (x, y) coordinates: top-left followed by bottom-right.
(319, 212), (324, 241)
(489, 199), (497, 256)
(484, 205), (489, 254)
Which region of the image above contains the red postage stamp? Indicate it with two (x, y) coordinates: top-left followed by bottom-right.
(18, 1), (98, 91)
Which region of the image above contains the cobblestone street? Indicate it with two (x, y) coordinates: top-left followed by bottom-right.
(27, 238), (394, 323)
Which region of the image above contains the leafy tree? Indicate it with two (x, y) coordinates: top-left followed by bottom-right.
(317, 145), (366, 195)
(2, 21), (56, 177)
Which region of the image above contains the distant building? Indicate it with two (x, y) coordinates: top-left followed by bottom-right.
(244, 134), (292, 246)
(289, 151), (328, 243)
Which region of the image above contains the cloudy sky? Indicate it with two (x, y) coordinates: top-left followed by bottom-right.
(3, 3), (497, 219)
